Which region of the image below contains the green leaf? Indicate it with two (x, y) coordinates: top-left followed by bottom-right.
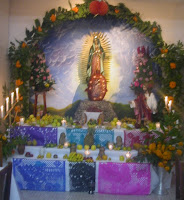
(35, 19), (40, 27)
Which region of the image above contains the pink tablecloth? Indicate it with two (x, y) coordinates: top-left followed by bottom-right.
(98, 162), (151, 195)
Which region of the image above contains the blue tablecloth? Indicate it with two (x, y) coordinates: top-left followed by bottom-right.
(13, 158), (65, 191)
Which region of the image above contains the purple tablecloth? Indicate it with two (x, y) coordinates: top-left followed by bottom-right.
(98, 162), (151, 195)
(10, 126), (57, 145)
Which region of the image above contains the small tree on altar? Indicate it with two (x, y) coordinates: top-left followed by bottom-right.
(30, 50), (55, 116)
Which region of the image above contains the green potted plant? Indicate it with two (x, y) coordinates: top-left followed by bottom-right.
(13, 135), (28, 155)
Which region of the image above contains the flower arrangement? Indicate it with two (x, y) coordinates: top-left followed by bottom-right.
(134, 111), (184, 172)
(30, 52), (55, 92)
(0, 133), (15, 159)
(130, 46), (154, 95)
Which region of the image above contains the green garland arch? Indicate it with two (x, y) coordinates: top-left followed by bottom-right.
(8, 0), (184, 118)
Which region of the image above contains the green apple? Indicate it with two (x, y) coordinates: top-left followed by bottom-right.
(84, 145), (89, 150)
(91, 145), (96, 150)
(113, 118), (118, 123)
(32, 139), (37, 146)
(57, 122), (61, 127)
(29, 114), (34, 119)
(52, 123), (57, 127)
(46, 152), (52, 158)
(127, 147), (132, 151)
(123, 147), (127, 151)
(119, 155), (125, 161)
(77, 144), (83, 150)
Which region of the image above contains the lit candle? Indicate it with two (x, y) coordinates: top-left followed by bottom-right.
(108, 143), (113, 150)
(6, 97), (9, 112)
(156, 122), (160, 130)
(85, 150), (90, 157)
(16, 88), (19, 102)
(164, 96), (168, 108)
(64, 141), (69, 148)
(20, 117), (25, 125)
(168, 100), (172, 112)
(11, 92), (14, 105)
(116, 120), (121, 129)
(62, 118), (66, 127)
(126, 151), (132, 159)
(1, 105), (3, 118)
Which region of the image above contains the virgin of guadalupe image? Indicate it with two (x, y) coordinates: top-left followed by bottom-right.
(86, 35), (105, 83)
(79, 32), (111, 101)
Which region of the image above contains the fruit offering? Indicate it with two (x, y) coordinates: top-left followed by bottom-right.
(63, 154), (68, 159)
(53, 154), (58, 158)
(37, 154), (44, 159)
(67, 152), (83, 162)
(91, 145), (96, 150)
(113, 147), (121, 150)
(83, 157), (94, 163)
(25, 152), (33, 157)
(46, 152), (52, 158)
(57, 144), (64, 149)
(77, 144), (83, 150)
(45, 143), (57, 148)
(119, 155), (125, 161)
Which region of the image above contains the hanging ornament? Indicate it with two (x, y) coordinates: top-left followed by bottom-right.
(89, 0), (109, 16)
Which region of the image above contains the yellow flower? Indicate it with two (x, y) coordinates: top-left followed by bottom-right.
(168, 145), (175, 151)
(163, 160), (168, 165)
(157, 143), (162, 149)
(169, 81), (176, 89)
(45, 83), (49, 88)
(163, 151), (172, 160)
(16, 60), (21, 68)
(165, 166), (170, 171)
(176, 149), (182, 156)
(149, 143), (156, 151)
(161, 144), (166, 152)
(2, 136), (6, 140)
(178, 142), (183, 146)
(158, 162), (164, 167)
(155, 149), (163, 158)
(50, 14), (56, 22)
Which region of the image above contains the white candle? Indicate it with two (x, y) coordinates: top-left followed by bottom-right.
(64, 142), (69, 148)
(164, 96), (168, 107)
(126, 151), (131, 159)
(16, 88), (19, 102)
(1, 105), (4, 118)
(156, 122), (160, 130)
(85, 150), (90, 157)
(62, 118), (66, 127)
(11, 92), (14, 105)
(20, 117), (25, 125)
(116, 120), (121, 129)
(108, 143), (113, 150)
(168, 100), (172, 112)
(6, 97), (9, 112)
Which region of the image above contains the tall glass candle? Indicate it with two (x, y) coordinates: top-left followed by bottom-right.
(1, 105), (3, 118)
(16, 88), (19, 102)
(11, 92), (14, 105)
(168, 100), (172, 112)
(6, 97), (9, 112)
(164, 96), (168, 107)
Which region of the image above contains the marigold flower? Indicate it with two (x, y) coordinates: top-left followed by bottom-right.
(168, 145), (175, 151)
(15, 79), (23, 86)
(15, 105), (21, 113)
(165, 166), (170, 171)
(155, 149), (163, 158)
(161, 144), (166, 152)
(21, 42), (27, 48)
(50, 14), (56, 22)
(157, 143), (162, 149)
(158, 162), (164, 167)
(164, 49), (168, 53)
(178, 142), (183, 146)
(133, 16), (138, 22)
(169, 81), (176, 89)
(19, 96), (23, 101)
(149, 143), (156, 151)
(152, 27), (157, 33)
(163, 151), (172, 160)
(45, 83), (50, 88)
(115, 9), (119, 14)
(15, 116), (20, 122)
(37, 26), (42, 32)
(170, 63), (176, 69)
(72, 6), (79, 13)
(16, 60), (21, 68)
(163, 160), (168, 165)
(176, 149), (182, 156)
(2, 136), (6, 140)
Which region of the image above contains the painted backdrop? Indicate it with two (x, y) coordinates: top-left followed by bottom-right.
(38, 16), (153, 110)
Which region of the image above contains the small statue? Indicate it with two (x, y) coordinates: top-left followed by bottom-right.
(98, 147), (105, 159)
(116, 136), (123, 148)
(59, 132), (66, 145)
(70, 143), (77, 153)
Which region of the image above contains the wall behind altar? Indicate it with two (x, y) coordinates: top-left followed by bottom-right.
(0, 0), (10, 105)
